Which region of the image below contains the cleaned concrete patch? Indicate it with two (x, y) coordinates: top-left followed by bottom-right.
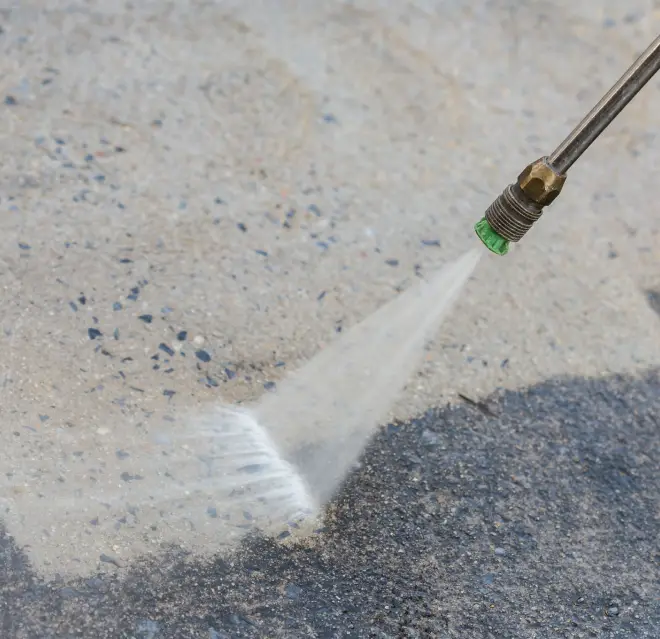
(2, 371), (659, 638)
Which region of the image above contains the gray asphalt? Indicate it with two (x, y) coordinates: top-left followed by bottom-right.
(2, 368), (659, 638)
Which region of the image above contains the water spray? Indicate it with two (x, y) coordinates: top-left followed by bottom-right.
(475, 33), (660, 256)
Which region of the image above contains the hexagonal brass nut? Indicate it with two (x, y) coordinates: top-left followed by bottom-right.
(517, 158), (566, 206)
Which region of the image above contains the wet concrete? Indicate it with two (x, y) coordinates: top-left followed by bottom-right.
(2, 370), (659, 638)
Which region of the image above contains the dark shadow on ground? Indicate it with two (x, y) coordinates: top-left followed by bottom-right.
(2, 371), (659, 638)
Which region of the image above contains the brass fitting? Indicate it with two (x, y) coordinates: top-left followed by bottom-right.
(517, 158), (566, 206)
(482, 157), (567, 244)
(477, 33), (660, 256)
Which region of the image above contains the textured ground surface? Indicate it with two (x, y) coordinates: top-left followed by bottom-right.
(2, 371), (660, 638)
(1, 0), (660, 636)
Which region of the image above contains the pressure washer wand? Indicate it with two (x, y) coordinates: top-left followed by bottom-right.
(475, 33), (660, 256)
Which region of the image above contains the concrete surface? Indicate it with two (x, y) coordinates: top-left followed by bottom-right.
(1, 0), (659, 635)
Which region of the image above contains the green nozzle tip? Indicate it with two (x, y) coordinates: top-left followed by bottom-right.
(474, 217), (509, 256)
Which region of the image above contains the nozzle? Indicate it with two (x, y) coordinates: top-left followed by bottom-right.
(476, 157), (566, 256)
(474, 33), (660, 255)
(474, 217), (509, 256)
(474, 158), (566, 255)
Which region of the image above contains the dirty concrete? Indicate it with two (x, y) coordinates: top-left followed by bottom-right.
(1, 0), (660, 634)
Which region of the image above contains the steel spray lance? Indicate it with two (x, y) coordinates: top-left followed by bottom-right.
(475, 33), (660, 256)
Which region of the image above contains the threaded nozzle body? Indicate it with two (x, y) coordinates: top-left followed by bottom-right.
(484, 183), (543, 243)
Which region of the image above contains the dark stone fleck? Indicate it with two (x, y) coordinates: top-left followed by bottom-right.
(119, 258), (133, 264)
(263, 381), (276, 391)
(99, 554), (121, 568)
(237, 223), (247, 232)
(159, 343), (175, 356)
(255, 249), (268, 257)
(646, 289), (660, 317)
(176, 330), (187, 341)
(88, 328), (102, 340)
(224, 368), (236, 380)
(113, 302), (122, 311)
(385, 259), (399, 267)
(195, 349), (211, 363)
(115, 450), (130, 460)
(120, 472), (144, 482)
(69, 301), (78, 312)
(205, 376), (219, 387)
(138, 314), (153, 323)
(308, 204), (321, 216)
(4, 95), (17, 106)
(78, 294), (87, 305)
(18, 242), (31, 250)
(162, 389), (175, 398)
(421, 239), (441, 247)
(317, 290), (326, 301)
(207, 507), (217, 518)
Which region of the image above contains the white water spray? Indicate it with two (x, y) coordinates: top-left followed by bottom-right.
(0, 249), (480, 575)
